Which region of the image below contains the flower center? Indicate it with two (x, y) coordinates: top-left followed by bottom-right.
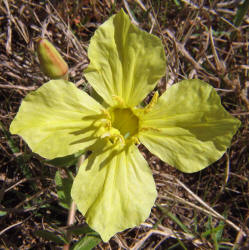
(110, 108), (139, 139)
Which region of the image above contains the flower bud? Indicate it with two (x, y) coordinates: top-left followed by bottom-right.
(37, 38), (68, 80)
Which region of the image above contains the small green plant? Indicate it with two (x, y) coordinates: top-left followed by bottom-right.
(201, 215), (228, 250)
(10, 9), (240, 244)
(231, 0), (249, 40)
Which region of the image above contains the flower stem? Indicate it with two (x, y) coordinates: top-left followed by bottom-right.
(63, 155), (85, 250)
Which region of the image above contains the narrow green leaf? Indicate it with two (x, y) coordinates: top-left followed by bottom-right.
(0, 211), (7, 216)
(73, 235), (101, 250)
(35, 230), (68, 244)
(201, 225), (224, 238)
(1, 122), (33, 179)
(47, 155), (77, 168)
(46, 150), (85, 168)
(218, 244), (233, 249)
(67, 224), (98, 236)
(175, 238), (188, 250)
(167, 242), (183, 250)
(231, 0), (249, 39)
(173, 0), (181, 7)
(0, 121), (19, 153)
(158, 205), (191, 234)
(214, 220), (225, 242)
(55, 170), (73, 209)
(233, 0), (249, 27)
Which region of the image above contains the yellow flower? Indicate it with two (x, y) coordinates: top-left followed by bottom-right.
(10, 10), (240, 242)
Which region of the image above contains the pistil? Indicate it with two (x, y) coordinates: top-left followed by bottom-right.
(99, 107), (140, 146)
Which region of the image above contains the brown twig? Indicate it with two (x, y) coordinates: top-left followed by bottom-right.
(63, 155), (85, 250)
(0, 83), (37, 91)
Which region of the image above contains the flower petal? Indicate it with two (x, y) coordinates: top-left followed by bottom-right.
(84, 9), (166, 107)
(71, 142), (157, 242)
(139, 79), (241, 173)
(10, 80), (104, 159)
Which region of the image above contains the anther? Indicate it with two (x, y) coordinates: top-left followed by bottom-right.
(144, 91), (159, 114)
(112, 95), (125, 106)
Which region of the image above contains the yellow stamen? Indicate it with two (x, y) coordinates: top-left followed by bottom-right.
(131, 136), (140, 145)
(100, 108), (111, 120)
(144, 91), (159, 114)
(112, 95), (125, 106)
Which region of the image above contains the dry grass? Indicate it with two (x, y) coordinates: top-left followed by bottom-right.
(0, 0), (248, 249)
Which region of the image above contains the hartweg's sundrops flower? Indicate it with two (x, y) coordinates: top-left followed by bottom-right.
(10, 10), (240, 242)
